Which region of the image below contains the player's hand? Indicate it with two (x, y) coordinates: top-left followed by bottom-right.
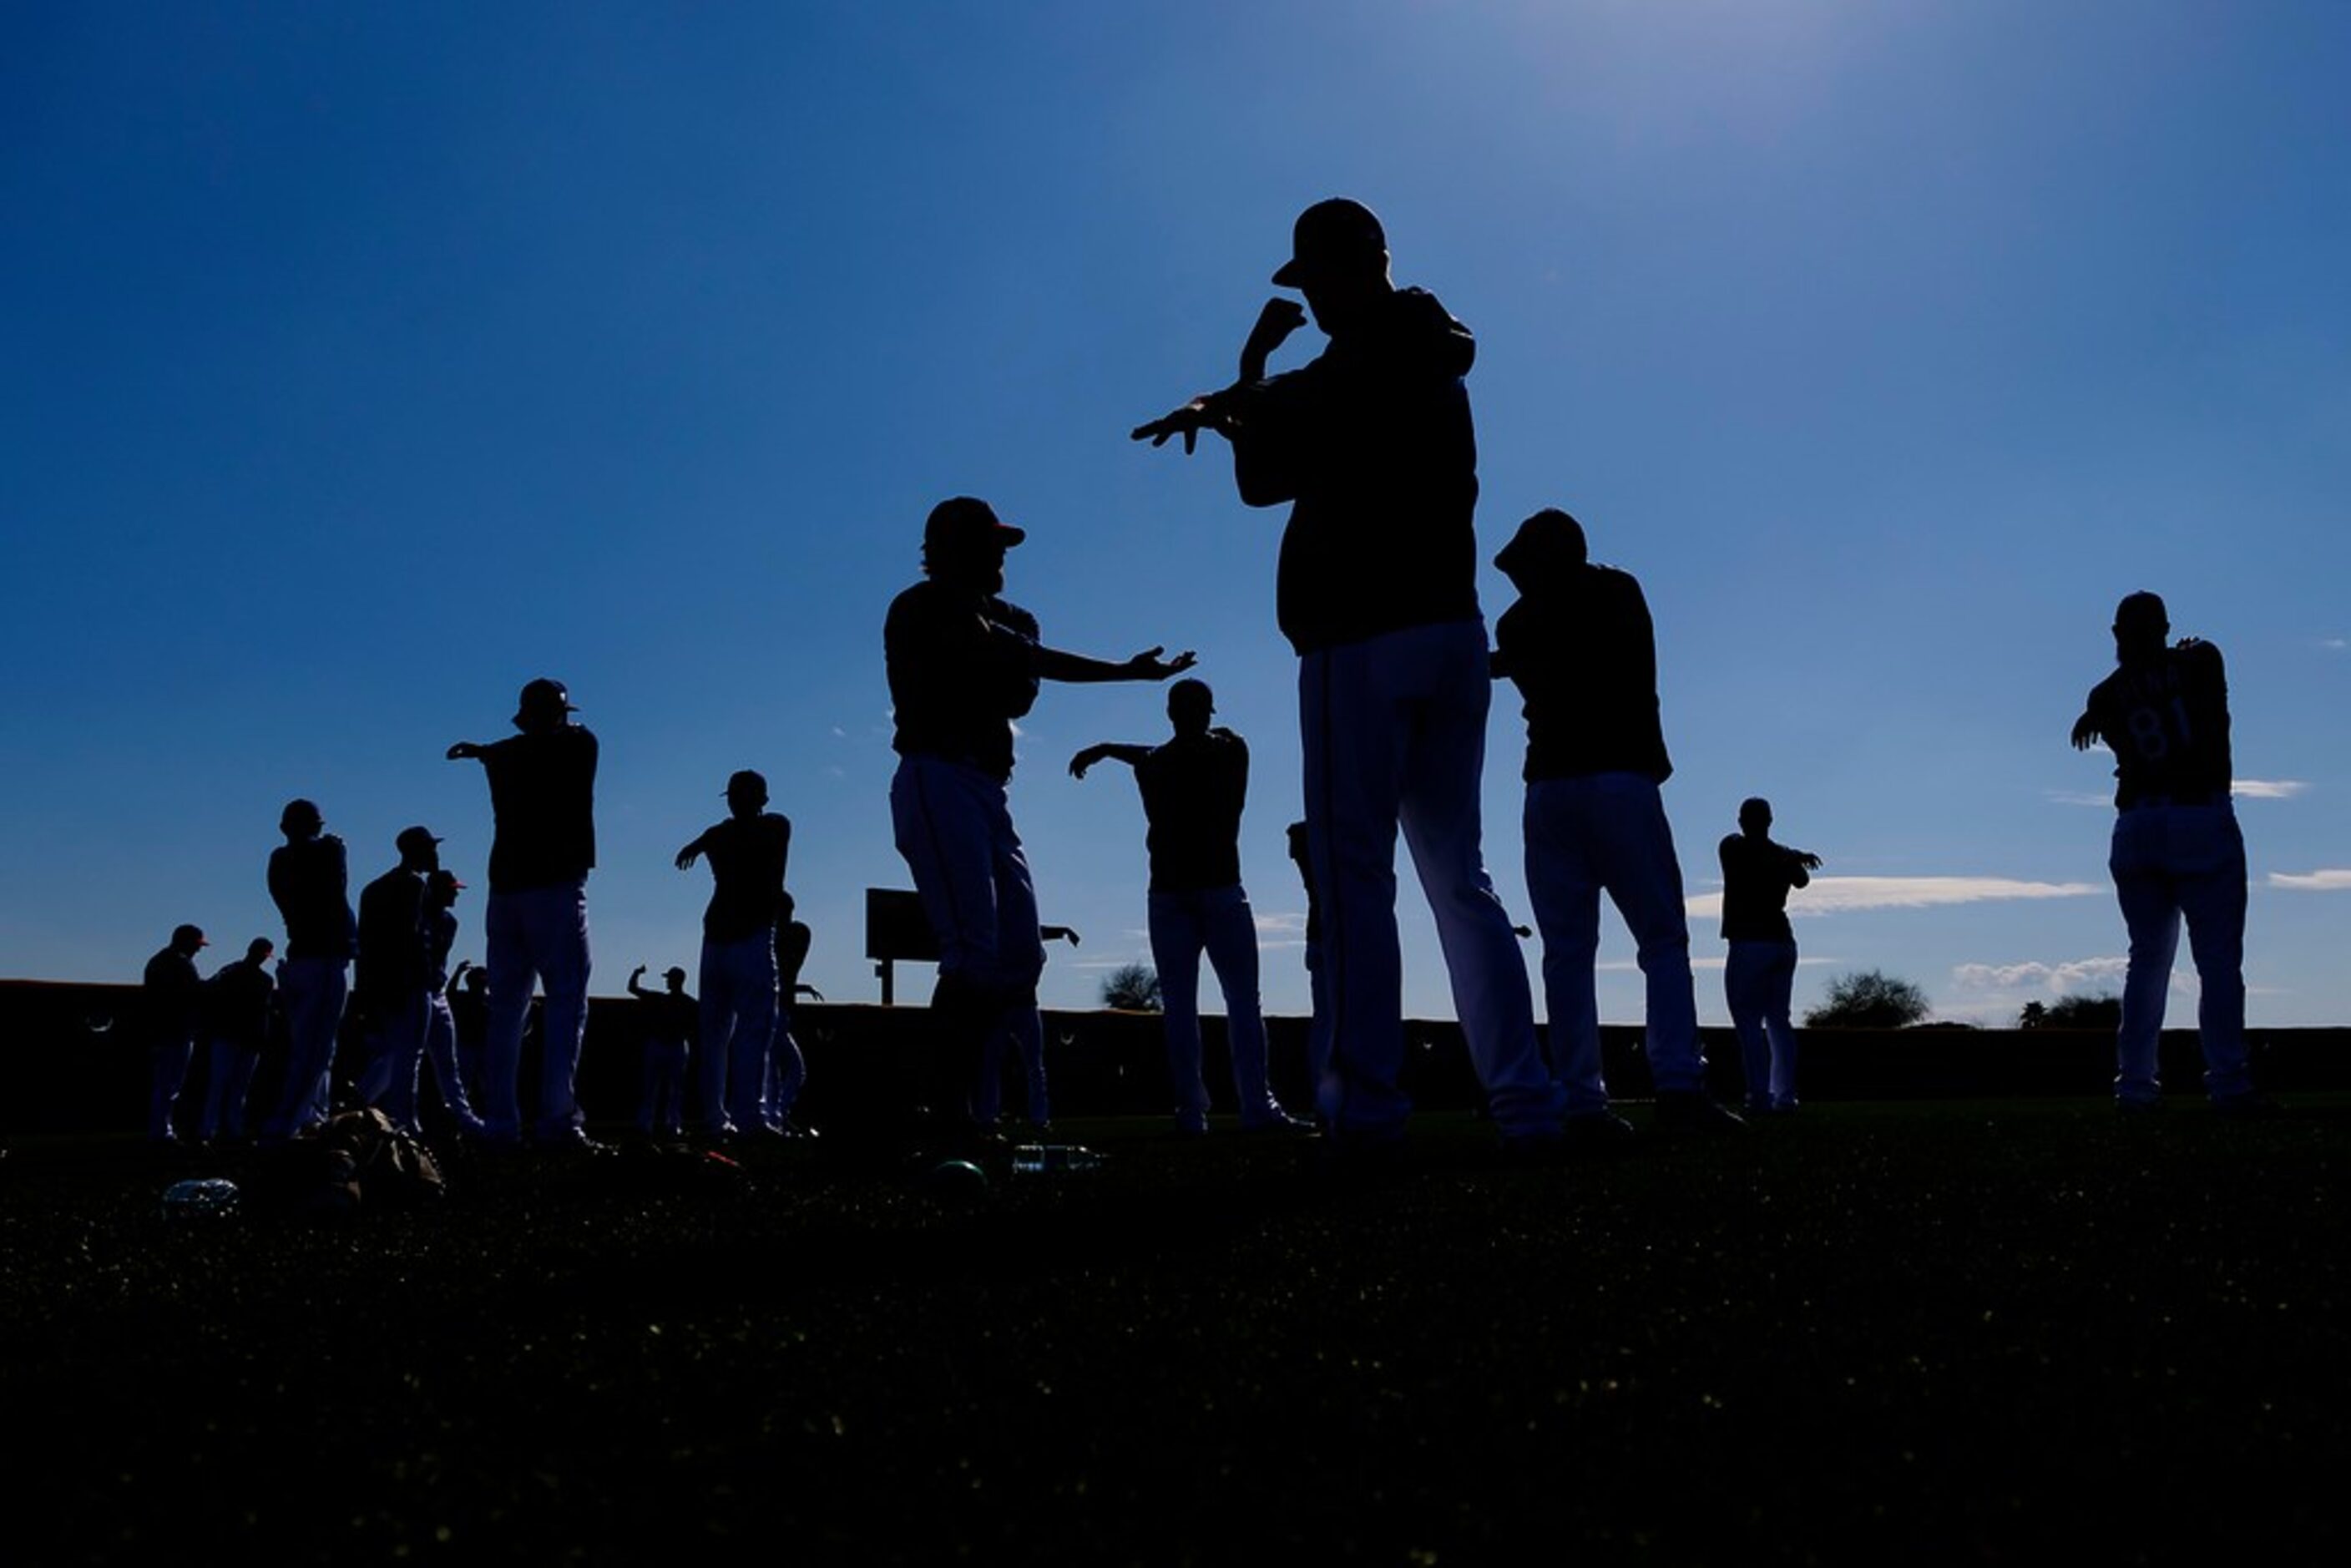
(675, 845), (701, 871)
(453, 960), (472, 978)
(1068, 746), (1100, 779)
(1241, 297), (1308, 375)
(446, 741), (481, 761)
(1130, 397), (1223, 454)
(630, 964), (645, 979)
(2069, 712), (2100, 751)
(1125, 646), (1196, 680)
(1797, 852), (1824, 872)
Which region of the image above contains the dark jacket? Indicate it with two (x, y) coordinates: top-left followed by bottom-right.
(1228, 287), (1484, 655)
(1493, 563), (1672, 785)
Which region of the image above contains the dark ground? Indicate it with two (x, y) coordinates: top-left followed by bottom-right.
(6, 1100), (2349, 1565)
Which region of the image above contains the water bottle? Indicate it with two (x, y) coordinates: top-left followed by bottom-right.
(161, 1177), (240, 1219)
(1010, 1143), (1105, 1176)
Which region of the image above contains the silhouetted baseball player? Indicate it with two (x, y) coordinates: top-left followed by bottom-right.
(976, 923), (1076, 1131)
(1719, 798), (1820, 1115)
(144, 923), (209, 1143)
(1493, 509), (1740, 1138)
(419, 869), (488, 1139)
(1134, 200), (1557, 1149)
(197, 937), (276, 1142)
(448, 678), (599, 1151)
(2070, 592), (2273, 1115)
(260, 798), (356, 1140)
(355, 827), (442, 1133)
(1071, 680), (1308, 1134)
(763, 914), (820, 1136)
(675, 770), (790, 1138)
(886, 496), (1194, 1147)
(627, 964), (695, 1138)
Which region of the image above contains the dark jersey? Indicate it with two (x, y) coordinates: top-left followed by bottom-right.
(480, 726), (599, 891)
(1228, 287), (1484, 655)
(2081, 640), (2232, 808)
(202, 956), (276, 1046)
(1719, 835), (1807, 943)
(884, 580), (1040, 781)
(356, 867), (430, 1004)
(1135, 729), (1249, 893)
(144, 947), (204, 1042)
(694, 813), (791, 943)
(1493, 564), (1672, 784)
(268, 835), (356, 960)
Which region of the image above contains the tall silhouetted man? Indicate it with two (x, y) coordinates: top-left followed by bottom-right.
(262, 798), (356, 1140)
(2070, 592), (2271, 1115)
(885, 496), (1194, 1145)
(1493, 509), (1740, 1137)
(1720, 798), (1820, 1115)
(144, 923), (208, 1143)
(1071, 679), (1307, 1134)
(675, 769), (791, 1138)
(356, 827), (442, 1133)
(198, 937), (276, 1143)
(1134, 198), (1556, 1148)
(449, 677), (599, 1150)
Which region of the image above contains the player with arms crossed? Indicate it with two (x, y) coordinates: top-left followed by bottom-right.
(2070, 591), (2274, 1115)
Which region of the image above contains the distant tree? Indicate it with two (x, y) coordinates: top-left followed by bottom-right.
(1100, 962), (1162, 1013)
(2018, 1000), (2049, 1029)
(1803, 969), (1930, 1029)
(2040, 993), (2122, 1030)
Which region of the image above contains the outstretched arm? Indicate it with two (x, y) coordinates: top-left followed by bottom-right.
(625, 964), (651, 999)
(446, 741), (485, 762)
(1035, 645), (1197, 685)
(446, 959), (472, 1000)
(1130, 301), (1308, 454)
(2070, 710), (2102, 751)
(675, 831), (710, 871)
(1040, 924), (1083, 946)
(1069, 742), (1151, 779)
(793, 983), (825, 1002)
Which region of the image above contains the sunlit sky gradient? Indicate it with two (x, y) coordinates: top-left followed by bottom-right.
(6, 3), (2348, 1027)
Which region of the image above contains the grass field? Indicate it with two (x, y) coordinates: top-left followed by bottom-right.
(6, 1100), (2349, 1565)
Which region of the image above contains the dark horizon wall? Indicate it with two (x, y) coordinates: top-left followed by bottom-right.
(8, 979), (2349, 1138)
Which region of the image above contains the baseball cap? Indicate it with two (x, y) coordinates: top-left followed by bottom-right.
(1272, 198), (1388, 286)
(725, 769), (769, 799)
(924, 496), (1025, 554)
(396, 825), (442, 858)
(513, 677), (577, 727)
(1494, 508), (1589, 579)
(2114, 591), (2169, 632)
(172, 923), (209, 949)
(427, 869), (466, 892)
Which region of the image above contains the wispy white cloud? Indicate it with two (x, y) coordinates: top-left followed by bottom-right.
(1254, 911), (1306, 935)
(1600, 956), (1840, 974)
(2045, 789), (2112, 807)
(2232, 779), (2309, 800)
(2320, 638), (2347, 652)
(2269, 868), (2351, 892)
(1686, 877), (2098, 921)
(1951, 957), (2129, 994)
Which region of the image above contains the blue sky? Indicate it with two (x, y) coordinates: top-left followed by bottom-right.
(5, 2), (2348, 1027)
